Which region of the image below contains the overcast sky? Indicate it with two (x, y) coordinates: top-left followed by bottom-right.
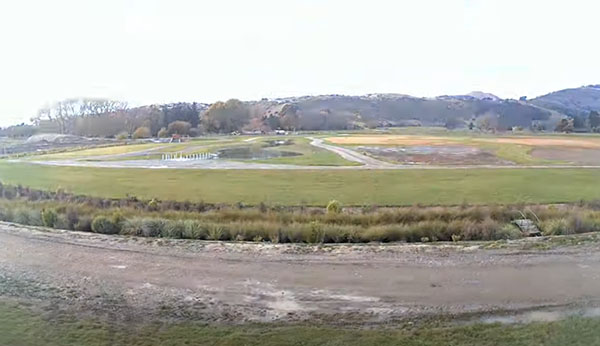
(0, 0), (598, 127)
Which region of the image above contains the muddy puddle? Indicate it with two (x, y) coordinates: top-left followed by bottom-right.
(265, 139), (293, 147)
(217, 147), (300, 160)
(217, 139), (299, 160)
(477, 306), (600, 324)
(357, 145), (509, 165)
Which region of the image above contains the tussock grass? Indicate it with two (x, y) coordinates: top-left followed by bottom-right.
(3, 182), (600, 243)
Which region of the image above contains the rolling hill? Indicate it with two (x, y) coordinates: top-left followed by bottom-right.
(529, 85), (600, 117)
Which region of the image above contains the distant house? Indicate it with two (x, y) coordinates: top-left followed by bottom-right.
(170, 134), (183, 143)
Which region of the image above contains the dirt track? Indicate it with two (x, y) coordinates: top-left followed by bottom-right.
(1, 222), (600, 325)
(308, 137), (393, 166)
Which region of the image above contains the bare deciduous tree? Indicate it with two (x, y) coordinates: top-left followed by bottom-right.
(32, 98), (128, 134)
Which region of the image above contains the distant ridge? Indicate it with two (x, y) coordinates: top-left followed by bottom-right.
(530, 85), (600, 117)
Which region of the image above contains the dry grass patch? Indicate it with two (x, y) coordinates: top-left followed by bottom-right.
(479, 137), (600, 148)
(327, 135), (600, 148)
(326, 135), (456, 146)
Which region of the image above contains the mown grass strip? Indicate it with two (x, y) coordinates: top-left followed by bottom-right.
(1, 162), (600, 206)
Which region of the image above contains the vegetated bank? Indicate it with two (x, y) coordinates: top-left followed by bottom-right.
(2, 183), (600, 243)
(2, 162), (600, 205)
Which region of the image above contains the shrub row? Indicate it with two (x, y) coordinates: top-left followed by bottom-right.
(99, 216), (527, 243)
(3, 204), (600, 243)
(0, 203), (575, 243)
(3, 182), (600, 227)
(2, 183), (600, 243)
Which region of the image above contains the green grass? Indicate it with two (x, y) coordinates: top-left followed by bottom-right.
(1, 162), (600, 205)
(141, 136), (360, 166)
(31, 136), (359, 166)
(1, 301), (599, 346)
(251, 137), (360, 166)
(158, 139), (237, 153)
(480, 143), (554, 165)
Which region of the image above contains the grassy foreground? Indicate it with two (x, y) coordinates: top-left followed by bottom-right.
(1, 302), (599, 346)
(1, 162), (600, 205)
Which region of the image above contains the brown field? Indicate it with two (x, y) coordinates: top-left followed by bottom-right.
(327, 135), (600, 148)
(479, 137), (600, 148)
(357, 145), (511, 165)
(326, 135), (455, 146)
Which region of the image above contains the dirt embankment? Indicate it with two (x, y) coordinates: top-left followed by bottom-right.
(1, 222), (600, 325)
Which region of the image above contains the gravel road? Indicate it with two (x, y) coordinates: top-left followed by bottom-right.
(1, 222), (600, 325)
(307, 137), (393, 167)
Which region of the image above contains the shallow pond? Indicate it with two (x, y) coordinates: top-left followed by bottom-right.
(264, 139), (293, 147)
(217, 147), (300, 160)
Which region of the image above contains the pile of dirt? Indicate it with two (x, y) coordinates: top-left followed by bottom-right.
(26, 134), (87, 143)
(2, 134), (115, 155)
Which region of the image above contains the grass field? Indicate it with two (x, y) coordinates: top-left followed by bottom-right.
(154, 137), (359, 166)
(1, 301), (599, 346)
(26, 131), (600, 166)
(30, 136), (360, 166)
(1, 162), (600, 205)
(250, 137), (360, 166)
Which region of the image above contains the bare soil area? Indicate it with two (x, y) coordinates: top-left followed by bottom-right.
(357, 145), (512, 165)
(0, 135), (115, 156)
(1, 222), (600, 326)
(532, 147), (600, 165)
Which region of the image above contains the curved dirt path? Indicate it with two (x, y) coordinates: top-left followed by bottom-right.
(1, 222), (600, 325)
(308, 137), (392, 167)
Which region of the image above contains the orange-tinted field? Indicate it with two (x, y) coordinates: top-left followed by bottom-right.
(479, 137), (600, 148)
(327, 135), (600, 148)
(326, 135), (455, 146)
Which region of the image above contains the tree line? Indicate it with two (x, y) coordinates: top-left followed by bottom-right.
(28, 98), (201, 138)
(19, 98), (286, 138)
(2, 96), (600, 138)
(5, 98), (308, 138)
